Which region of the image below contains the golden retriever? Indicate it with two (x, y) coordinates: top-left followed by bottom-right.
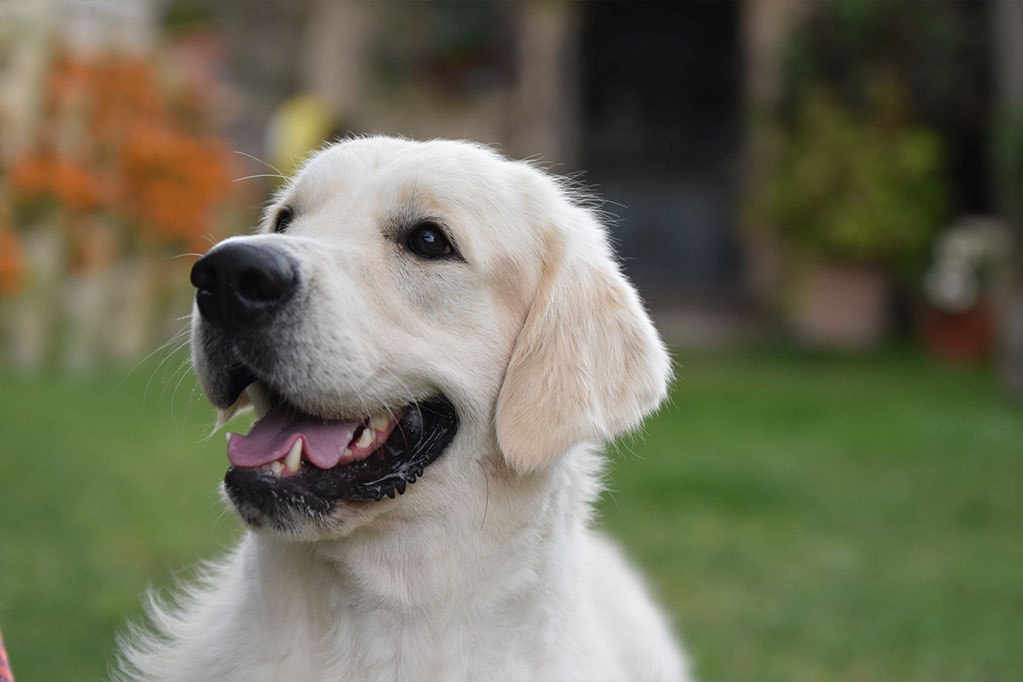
(117, 137), (691, 682)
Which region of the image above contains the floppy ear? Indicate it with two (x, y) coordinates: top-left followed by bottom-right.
(495, 221), (672, 473)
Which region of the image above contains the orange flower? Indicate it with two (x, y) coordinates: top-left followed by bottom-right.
(0, 231), (24, 295)
(6, 44), (239, 251)
(118, 122), (234, 248)
(54, 157), (101, 212)
(8, 153), (100, 213)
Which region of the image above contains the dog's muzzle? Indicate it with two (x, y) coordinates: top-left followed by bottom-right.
(191, 242), (298, 331)
(189, 241), (461, 525)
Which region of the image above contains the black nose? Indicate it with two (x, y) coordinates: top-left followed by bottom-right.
(190, 242), (298, 329)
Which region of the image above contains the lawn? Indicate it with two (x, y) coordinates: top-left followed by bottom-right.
(1, 347), (1021, 681)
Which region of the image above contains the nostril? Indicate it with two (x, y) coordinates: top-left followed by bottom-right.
(190, 258), (217, 291)
(237, 267), (286, 303)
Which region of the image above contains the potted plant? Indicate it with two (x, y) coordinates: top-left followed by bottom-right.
(921, 216), (1012, 363)
(748, 85), (945, 348)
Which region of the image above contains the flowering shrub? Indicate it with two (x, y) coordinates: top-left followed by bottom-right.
(748, 87), (944, 273)
(5, 47), (236, 267)
(118, 122), (232, 247)
(9, 153), (101, 216)
(0, 43), (242, 368)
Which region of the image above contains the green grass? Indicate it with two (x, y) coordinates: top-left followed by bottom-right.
(1, 347), (1021, 681)
(602, 347), (1023, 682)
(0, 359), (242, 682)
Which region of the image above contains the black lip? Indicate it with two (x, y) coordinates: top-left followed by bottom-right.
(223, 397), (458, 525)
(223, 363), (258, 406)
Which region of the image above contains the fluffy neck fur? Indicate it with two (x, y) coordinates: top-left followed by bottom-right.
(117, 446), (610, 682)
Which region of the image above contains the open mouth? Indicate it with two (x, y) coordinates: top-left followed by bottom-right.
(220, 378), (458, 520)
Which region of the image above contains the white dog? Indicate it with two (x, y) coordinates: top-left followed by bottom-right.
(117, 137), (691, 682)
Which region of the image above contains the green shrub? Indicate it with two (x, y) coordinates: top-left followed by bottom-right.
(749, 85), (944, 273)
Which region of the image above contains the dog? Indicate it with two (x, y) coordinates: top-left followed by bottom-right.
(117, 137), (691, 682)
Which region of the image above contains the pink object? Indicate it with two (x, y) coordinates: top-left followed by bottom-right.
(0, 625), (14, 682)
(227, 404), (400, 471)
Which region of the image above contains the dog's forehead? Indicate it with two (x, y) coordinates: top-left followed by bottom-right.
(289, 139), (551, 260)
(296, 139), (514, 204)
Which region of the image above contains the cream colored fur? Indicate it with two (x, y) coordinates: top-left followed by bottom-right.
(116, 137), (692, 682)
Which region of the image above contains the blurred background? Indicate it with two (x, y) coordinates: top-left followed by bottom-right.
(0, 1), (1020, 680)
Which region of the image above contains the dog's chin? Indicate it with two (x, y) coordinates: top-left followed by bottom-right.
(207, 366), (459, 535)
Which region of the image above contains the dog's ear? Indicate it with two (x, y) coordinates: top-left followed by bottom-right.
(495, 215), (672, 473)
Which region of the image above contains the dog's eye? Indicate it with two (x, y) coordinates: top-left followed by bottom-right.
(273, 207), (294, 234)
(407, 222), (453, 259)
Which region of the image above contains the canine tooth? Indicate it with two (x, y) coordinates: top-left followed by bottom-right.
(369, 412), (390, 431)
(269, 460), (283, 475)
(247, 383), (273, 419)
(216, 404), (240, 430)
(285, 439), (303, 473)
(356, 428), (374, 449)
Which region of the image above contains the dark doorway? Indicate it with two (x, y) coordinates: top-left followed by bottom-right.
(579, 1), (742, 299)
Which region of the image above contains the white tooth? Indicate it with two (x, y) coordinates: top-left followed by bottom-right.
(214, 387), (254, 431)
(369, 412), (390, 431)
(285, 439), (303, 473)
(269, 460), (283, 475)
(356, 428), (374, 449)
(247, 383), (273, 419)
(215, 406), (237, 431)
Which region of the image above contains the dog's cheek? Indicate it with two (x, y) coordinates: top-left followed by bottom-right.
(190, 323), (222, 401)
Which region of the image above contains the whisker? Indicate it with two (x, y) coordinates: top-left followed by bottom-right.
(477, 459), (491, 531)
(233, 150), (287, 179)
(159, 351), (192, 403)
(233, 173), (288, 183)
(142, 337), (191, 402)
(169, 361), (196, 426)
(374, 367), (422, 445)
(123, 326), (190, 387)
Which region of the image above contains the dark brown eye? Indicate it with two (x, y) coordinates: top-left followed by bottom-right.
(407, 222), (453, 259)
(273, 206), (294, 233)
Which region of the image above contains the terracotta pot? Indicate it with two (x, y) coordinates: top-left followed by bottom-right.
(791, 263), (889, 349)
(919, 300), (995, 364)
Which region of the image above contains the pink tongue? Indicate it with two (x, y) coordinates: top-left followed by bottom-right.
(226, 403), (361, 470)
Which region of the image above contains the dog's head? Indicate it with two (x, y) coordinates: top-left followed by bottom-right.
(190, 137), (670, 537)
